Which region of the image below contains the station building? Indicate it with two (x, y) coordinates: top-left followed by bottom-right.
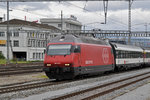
(40, 16), (82, 31)
(0, 19), (60, 61)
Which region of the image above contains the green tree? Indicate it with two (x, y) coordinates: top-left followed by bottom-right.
(0, 52), (5, 59)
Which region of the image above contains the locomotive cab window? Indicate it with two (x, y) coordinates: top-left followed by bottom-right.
(73, 45), (81, 53)
(47, 44), (72, 55)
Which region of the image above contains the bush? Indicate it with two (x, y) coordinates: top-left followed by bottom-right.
(0, 52), (5, 59)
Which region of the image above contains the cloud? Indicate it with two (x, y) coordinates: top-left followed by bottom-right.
(84, 1), (150, 12)
(0, 1), (149, 31)
(10, 2), (51, 11)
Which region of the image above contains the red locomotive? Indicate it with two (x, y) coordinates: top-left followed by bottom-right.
(43, 35), (115, 80)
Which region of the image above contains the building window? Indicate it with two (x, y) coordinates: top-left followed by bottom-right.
(27, 32), (29, 37)
(58, 24), (62, 27)
(0, 32), (5, 37)
(14, 32), (19, 37)
(38, 41), (40, 47)
(33, 53), (35, 59)
(14, 40), (19, 47)
(42, 53), (43, 59)
(28, 39), (31, 47)
(10, 40), (12, 46)
(33, 40), (35, 47)
(39, 53), (41, 59)
(36, 53), (38, 59)
(9, 32), (12, 37)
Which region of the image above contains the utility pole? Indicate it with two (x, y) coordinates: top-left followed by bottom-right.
(128, 0), (133, 44)
(6, 1), (10, 64)
(103, 0), (108, 24)
(61, 10), (63, 33)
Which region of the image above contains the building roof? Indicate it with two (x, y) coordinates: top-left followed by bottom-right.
(40, 18), (82, 26)
(0, 19), (60, 30)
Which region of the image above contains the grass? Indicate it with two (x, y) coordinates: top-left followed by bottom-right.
(36, 74), (48, 79)
(0, 59), (43, 64)
(0, 59), (6, 64)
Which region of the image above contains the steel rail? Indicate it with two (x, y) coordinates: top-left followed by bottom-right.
(0, 80), (66, 94)
(0, 69), (42, 76)
(0, 65), (43, 76)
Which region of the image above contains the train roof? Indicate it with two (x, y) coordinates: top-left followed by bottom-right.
(111, 43), (143, 52)
(49, 34), (109, 46)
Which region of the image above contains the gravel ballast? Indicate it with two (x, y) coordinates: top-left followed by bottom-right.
(1, 68), (150, 100)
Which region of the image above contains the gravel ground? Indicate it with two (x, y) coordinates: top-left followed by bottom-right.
(1, 68), (150, 100)
(112, 82), (150, 100)
(94, 77), (150, 100)
(0, 72), (47, 86)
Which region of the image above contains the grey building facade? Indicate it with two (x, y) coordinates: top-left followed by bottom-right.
(0, 19), (60, 61)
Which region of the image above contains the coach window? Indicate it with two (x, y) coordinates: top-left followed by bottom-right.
(148, 53), (150, 58)
(131, 51), (134, 58)
(141, 52), (143, 58)
(117, 51), (119, 58)
(134, 52), (136, 58)
(132, 52), (134, 58)
(138, 52), (140, 58)
(126, 51), (128, 58)
(120, 51), (122, 58)
(123, 51), (125, 58)
(137, 52), (139, 58)
(119, 51), (121, 58)
(129, 51), (131, 58)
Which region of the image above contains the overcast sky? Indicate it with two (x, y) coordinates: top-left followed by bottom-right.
(0, 1), (150, 31)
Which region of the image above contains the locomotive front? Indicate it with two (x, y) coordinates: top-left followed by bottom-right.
(43, 43), (81, 80)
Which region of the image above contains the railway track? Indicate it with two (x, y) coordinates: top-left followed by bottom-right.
(0, 69), (42, 76)
(50, 71), (150, 100)
(0, 63), (43, 76)
(0, 62), (43, 67)
(0, 79), (73, 94)
(0, 67), (149, 98)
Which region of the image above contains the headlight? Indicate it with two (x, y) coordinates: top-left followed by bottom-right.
(47, 64), (51, 66)
(65, 64), (70, 66)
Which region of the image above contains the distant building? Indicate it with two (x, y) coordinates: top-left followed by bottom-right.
(0, 19), (60, 61)
(40, 15), (82, 31)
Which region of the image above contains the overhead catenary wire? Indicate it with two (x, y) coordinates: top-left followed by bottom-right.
(0, 1), (145, 31)
(65, 1), (130, 28)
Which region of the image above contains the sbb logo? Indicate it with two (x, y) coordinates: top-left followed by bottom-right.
(102, 48), (109, 64)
